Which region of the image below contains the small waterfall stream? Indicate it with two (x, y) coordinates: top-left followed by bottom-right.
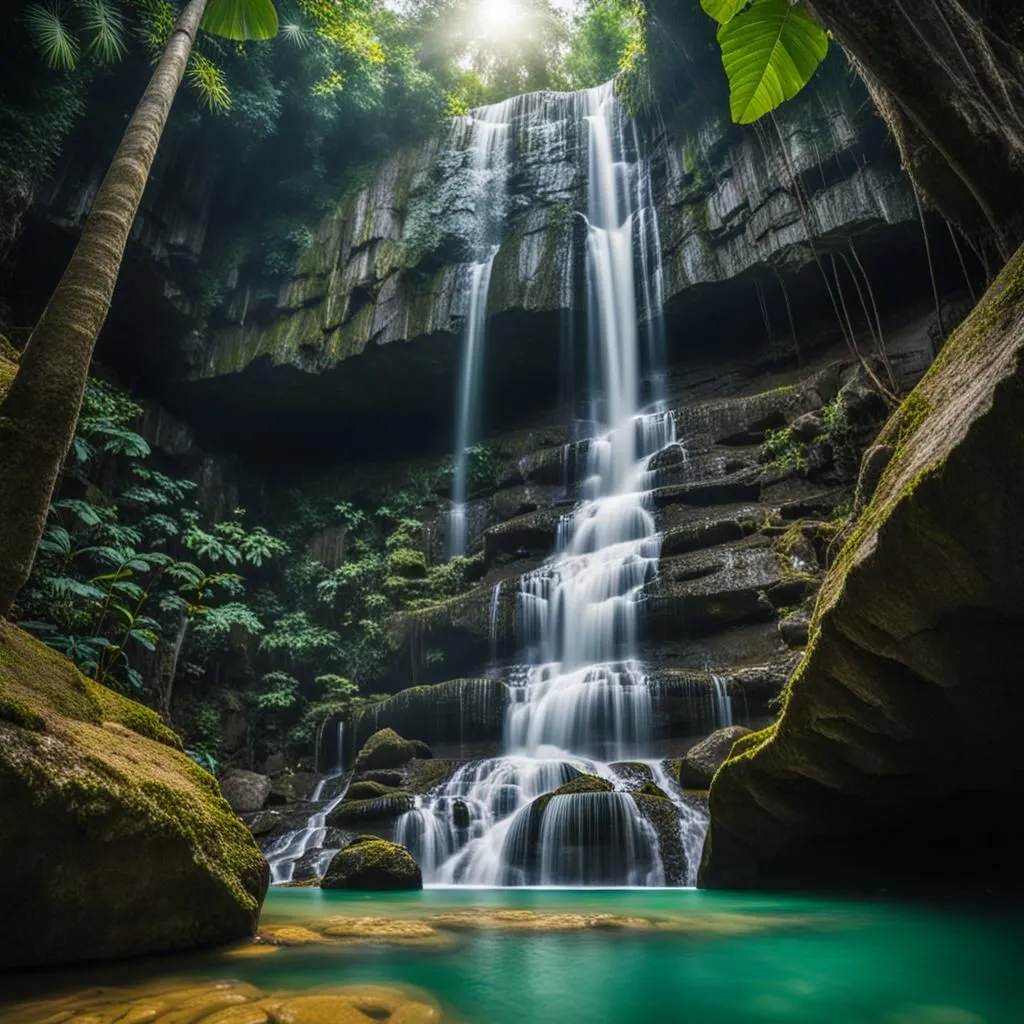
(449, 102), (513, 556)
(266, 722), (349, 884)
(398, 83), (708, 887)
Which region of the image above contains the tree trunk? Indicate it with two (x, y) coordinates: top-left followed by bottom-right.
(158, 614), (190, 724)
(0, 0), (208, 619)
(806, 0), (1024, 256)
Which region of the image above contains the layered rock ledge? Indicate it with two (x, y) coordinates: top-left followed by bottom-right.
(700, 248), (1024, 889)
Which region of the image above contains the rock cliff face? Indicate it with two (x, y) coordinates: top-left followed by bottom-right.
(5, 21), (959, 461)
(700, 248), (1024, 890)
(171, 59), (919, 452)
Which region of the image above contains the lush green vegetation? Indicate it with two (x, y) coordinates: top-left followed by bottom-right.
(700, 0), (828, 123)
(12, 371), (495, 769)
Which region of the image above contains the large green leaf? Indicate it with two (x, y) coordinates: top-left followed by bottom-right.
(200, 0), (278, 41)
(718, 0), (828, 124)
(701, 0), (747, 25)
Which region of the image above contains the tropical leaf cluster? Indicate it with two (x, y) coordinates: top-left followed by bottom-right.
(701, 0), (829, 124)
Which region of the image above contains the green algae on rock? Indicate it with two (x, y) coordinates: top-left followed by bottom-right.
(322, 835), (423, 891)
(0, 621), (269, 968)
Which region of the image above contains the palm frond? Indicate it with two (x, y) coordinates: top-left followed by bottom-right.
(75, 0), (127, 63)
(23, 3), (81, 71)
(187, 53), (232, 112)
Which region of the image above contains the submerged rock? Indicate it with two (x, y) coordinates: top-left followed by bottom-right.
(0, 623), (268, 968)
(679, 726), (753, 790)
(322, 836), (423, 891)
(2, 979), (445, 1024)
(219, 768), (273, 813)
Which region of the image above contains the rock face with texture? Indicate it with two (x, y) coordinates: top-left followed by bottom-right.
(679, 726), (753, 790)
(0, 622), (269, 968)
(322, 835), (423, 891)
(219, 768), (273, 813)
(701, 249), (1024, 889)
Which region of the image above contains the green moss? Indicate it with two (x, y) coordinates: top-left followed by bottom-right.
(0, 357), (15, 402)
(387, 547), (428, 578)
(85, 681), (182, 750)
(347, 779), (402, 801)
(0, 695), (45, 731)
(636, 781), (670, 800)
(555, 774), (615, 796)
(0, 621), (267, 959)
(322, 835), (422, 890)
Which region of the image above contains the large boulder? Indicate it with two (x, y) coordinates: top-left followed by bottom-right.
(218, 768), (272, 813)
(354, 727), (418, 771)
(701, 251), (1024, 889)
(321, 835), (422, 890)
(679, 727), (753, 790)
(0, 623), (268, 968)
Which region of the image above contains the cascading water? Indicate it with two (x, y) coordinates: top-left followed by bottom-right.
(448, 103), (513, 556)
(400, 82), (707, 886)
(266, 721), (349, 884)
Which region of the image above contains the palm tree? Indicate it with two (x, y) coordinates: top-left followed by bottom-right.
(0, 0), (278, 617)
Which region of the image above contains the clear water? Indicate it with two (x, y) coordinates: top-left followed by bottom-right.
(5, 888), (1022, 1023)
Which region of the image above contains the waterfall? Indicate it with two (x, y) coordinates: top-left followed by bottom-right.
(711, 675), (734, 729)
(399, 82), (704, 886)
(266, 719), (350, 884)
(266, 777), (349, 885)
(448, 102), (513, 556)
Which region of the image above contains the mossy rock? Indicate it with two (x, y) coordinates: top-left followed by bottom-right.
(680, 727), (752, 790)
(531, 774), (614, 817)
(554, 774), (614, 796)
(321, 836), (422, 891)
(0, 353), (16, 402)
(702, 246), (1024, 889)
(0, 622), (268, 968)
(404, 758), (459, 795)
(354, 727), (417, 771)
(326, 793), (414, 827)
(346, 779), (402, 801)
(633, 793), (688, 886)
(353, 769), (405, 788)
(636, 781), (670, 800)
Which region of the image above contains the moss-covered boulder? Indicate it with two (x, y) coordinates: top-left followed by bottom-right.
(354, 728), (418, 771)
(0, 623), (268, 968)
(346, 779), (403, 801)
(555, 774), (615, 795)
(326, 793), (415, 827)
(679, 726), (753, 790)
(321, 835), (423, 891)
(701, 250), (1024, 889)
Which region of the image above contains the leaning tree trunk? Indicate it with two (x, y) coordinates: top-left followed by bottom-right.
(806, 0), (1024, 258)
(0, 0), (208, 618)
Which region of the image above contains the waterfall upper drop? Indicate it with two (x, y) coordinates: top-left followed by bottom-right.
(397, 82), (708, 886)
(449, 102), (513, 557)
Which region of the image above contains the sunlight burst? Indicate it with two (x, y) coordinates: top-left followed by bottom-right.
(474, 0), (521, 39)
